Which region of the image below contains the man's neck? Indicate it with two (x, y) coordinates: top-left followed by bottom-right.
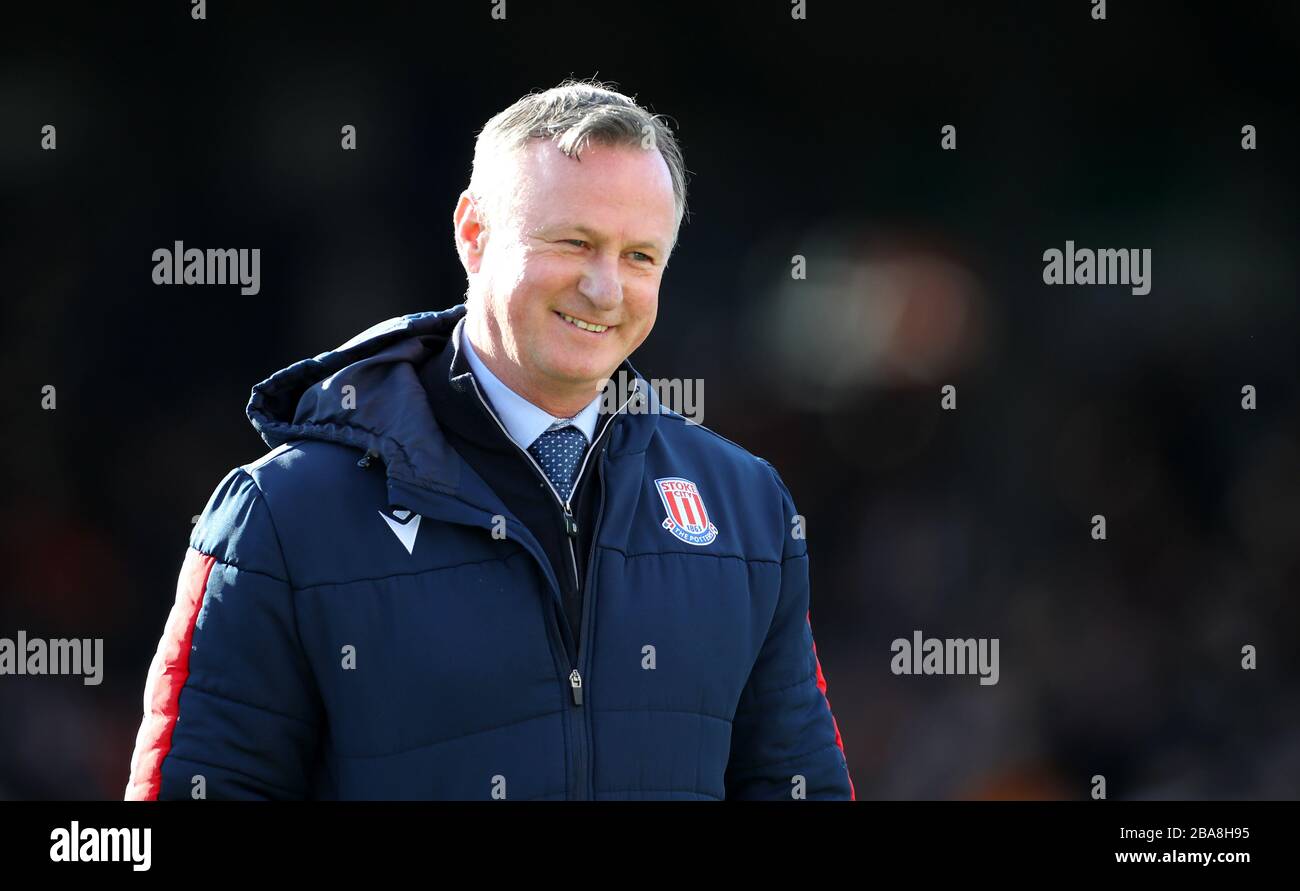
(463, 318), (600, 419)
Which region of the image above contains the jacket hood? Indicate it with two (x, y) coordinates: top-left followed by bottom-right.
(246, 302), (660, 495)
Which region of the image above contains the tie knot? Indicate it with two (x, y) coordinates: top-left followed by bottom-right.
(527, 424), (588, 502)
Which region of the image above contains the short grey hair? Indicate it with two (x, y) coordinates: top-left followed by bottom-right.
(467, 78), (689, 250)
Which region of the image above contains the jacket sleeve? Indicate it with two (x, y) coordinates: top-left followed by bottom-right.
(724, 461), (855, 800)
(125, 466), (323, 800)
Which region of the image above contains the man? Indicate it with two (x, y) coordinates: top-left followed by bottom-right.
(125, 79), (854, 800)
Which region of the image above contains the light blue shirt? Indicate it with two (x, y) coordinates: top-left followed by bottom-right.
(457, 317), (602, 450)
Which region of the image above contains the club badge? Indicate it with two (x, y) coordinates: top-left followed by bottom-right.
(654, 477), (719, 546)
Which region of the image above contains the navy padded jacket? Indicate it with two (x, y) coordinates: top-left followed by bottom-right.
(125, 303), (854, 800)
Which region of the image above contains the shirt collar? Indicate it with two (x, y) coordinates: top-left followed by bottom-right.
(456, 316), (602, 450)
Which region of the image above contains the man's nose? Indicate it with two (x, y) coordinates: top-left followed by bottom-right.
(577, 251), (623, 308)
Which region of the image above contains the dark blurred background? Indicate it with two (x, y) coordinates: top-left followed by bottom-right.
(1, 1), (1296, 800)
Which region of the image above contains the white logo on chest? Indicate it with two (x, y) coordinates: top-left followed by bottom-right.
(379, 508), (422, 555)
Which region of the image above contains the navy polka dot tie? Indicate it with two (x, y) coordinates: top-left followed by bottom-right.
(527, 421), (588, 502)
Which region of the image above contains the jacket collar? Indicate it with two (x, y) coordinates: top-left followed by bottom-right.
(246, 302), (661, 499)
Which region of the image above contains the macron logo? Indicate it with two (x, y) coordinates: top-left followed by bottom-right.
(379, 509), (421, 555)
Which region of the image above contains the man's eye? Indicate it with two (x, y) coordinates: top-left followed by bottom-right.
(558, 240), (652, 264)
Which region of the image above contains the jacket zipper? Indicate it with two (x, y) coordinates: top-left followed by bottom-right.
(576, 440), (610, 798)
(465, 375), (638, 799)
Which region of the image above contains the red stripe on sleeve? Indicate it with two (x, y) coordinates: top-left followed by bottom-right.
(124, 548), (217, 801)
(809, 610), (856, 800)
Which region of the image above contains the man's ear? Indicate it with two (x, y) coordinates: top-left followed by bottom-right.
(453, 191), (489, 273)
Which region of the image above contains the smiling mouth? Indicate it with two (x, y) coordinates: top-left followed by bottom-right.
(555, 310), (612, 333)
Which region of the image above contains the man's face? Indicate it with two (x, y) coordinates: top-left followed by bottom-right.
(456, 138), (678, 416)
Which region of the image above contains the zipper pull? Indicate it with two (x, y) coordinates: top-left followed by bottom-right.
(563, 506), (579, 538)
(569, 668), (583, 706)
